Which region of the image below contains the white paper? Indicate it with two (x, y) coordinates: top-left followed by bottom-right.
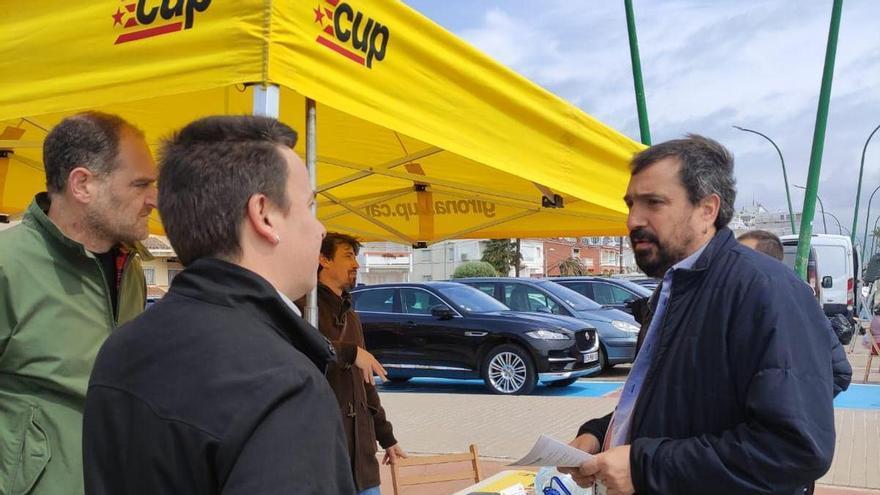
(498, 484), (528, 495)
(508, 434), (594, 467)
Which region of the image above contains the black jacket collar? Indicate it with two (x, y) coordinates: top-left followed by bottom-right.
(171, 258), (336, 372)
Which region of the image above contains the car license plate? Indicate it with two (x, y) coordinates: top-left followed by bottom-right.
(584, 351), (598, 363)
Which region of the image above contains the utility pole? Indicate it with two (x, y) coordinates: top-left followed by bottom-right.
(794, 0), (843, 280)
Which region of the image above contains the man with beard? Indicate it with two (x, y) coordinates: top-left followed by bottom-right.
(561, 135), (835, 494)
(299, 233), (406, 495)
(0, 112), (154, 494)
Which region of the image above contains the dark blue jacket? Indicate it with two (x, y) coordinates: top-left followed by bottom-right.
(579, 228), (835, 494)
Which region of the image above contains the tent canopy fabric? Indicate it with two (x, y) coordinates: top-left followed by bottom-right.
(0, 0), (643, 243)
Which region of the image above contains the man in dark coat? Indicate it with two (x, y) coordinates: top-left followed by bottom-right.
(83, 116), (356, 494)
(299, 233), (406, 495)
(562, 135), (835, 494)
(738, 229), (852, 397)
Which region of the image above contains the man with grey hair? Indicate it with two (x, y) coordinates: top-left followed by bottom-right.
(0, 112), (155, 494)
(561, 135), (835, 494)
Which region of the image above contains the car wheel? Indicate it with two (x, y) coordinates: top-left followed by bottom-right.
(598, 345), (610, 371)
(481, 344), (537, 395)
(546, 377), (579, 388)
(387, 376), (411, 384)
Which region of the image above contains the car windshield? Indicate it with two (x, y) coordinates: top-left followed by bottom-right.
(435, 284), (510, 313)
(538, 281), (601, 310)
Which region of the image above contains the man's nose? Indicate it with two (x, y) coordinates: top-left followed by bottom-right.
(145, 184), (158, 209)
(626, 205), (646, 233)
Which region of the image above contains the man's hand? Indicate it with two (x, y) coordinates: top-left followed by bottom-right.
(558, 433), (601, 484)
(588, 445), (634, 495)
(354, 347), (387, 384)
(382, 444), (407, 465)
(569, 433), (601, 454)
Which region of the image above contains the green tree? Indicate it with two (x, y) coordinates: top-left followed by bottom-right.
(481, 239), (522, 276)
(452, 261), (498, 278)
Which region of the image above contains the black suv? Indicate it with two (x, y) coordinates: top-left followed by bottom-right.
(351, 282), (600, 395)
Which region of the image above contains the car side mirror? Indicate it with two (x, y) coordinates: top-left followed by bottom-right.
(430, 305), (454, 320)
(821, 276), (833, 289)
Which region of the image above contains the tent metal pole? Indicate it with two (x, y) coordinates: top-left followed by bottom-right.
(305, 98), (319, 326)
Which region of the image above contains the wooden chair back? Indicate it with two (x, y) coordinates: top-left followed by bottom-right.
(390, 444), (482, 495)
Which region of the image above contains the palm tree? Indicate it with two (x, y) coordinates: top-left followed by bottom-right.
(556, 257), (589, 276)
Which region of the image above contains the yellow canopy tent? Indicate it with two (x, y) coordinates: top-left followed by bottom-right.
(0, 0), (642, 244)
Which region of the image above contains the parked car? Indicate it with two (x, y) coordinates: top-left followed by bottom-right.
(455, 278), (639, 370)
(628, 278), (660, 291)
(551, 276), (652, 315)
(351, 282), (601, 395)
(781, 234), (859, 317)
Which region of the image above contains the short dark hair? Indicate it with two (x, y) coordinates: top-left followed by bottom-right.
(158, 115), (298, 266)
(43, 111), (143, 193)
(737, 229), (784, 260)
(319, 232), (362, 272)
(631, 134), (737, 230)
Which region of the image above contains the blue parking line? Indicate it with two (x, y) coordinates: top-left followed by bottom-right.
(378, 378), (624, 397)
(379, 379), (880, 409)
(833, 384), (880, 409)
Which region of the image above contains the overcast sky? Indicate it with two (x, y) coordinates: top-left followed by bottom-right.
(404, 0), (880, 242)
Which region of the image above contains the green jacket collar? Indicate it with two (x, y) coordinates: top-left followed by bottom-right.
(25, 192), (152, 260)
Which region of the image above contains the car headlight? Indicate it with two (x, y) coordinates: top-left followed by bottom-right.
(611, 320), (640, 333)
(525, 329), (570, 340)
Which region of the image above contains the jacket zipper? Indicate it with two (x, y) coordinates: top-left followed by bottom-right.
(92, 257), (117, 330)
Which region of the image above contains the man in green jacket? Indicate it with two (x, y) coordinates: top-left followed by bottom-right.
(0, 112), (156, 495)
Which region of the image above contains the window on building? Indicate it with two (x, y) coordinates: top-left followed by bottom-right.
(417, 250), (432, 262)
(167, 269), (182, 284)
(601, 251), (618, 265)
(143, 267), (156, 285)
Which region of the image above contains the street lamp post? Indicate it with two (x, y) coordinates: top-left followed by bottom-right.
(794, 184), (828, 234)
(851, 124), (880, 244)
(733, 126), (796, 233)
(822, 211), (843, 235)
(862, 184), (880, 262)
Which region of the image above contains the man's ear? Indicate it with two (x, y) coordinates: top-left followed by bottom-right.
(67, 167), (97, 204)
(318, 254), (332, 269)
(701, 193), (721, 228)
(245, 194), (279, 244)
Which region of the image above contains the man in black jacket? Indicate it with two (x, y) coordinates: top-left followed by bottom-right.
(563, 136), (835, 494)
(83, 116), (356, 494)
(738, 229), (852, 397)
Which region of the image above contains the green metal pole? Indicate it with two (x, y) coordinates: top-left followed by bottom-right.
(733, 126), (797, 233)
(625, 0), (651, 145)
(795, 0), (843, 280)
(851, 124), (880, 244)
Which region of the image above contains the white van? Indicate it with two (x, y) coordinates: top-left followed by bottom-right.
(781, 234), (859, 316)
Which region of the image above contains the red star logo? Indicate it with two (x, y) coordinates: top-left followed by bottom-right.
(112, 7), (124, 26)
(313, 6), (325, 26)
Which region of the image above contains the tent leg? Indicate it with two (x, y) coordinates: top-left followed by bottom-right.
(253, 85), (280, 118)
(305, 98), (319, 326)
